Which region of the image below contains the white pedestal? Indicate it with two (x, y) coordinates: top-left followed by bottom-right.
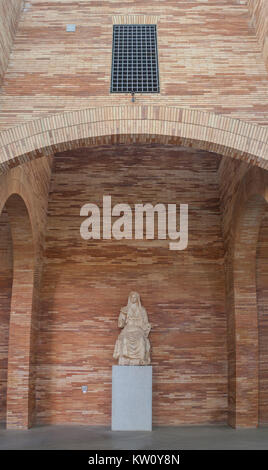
(112, 365), (152, 431)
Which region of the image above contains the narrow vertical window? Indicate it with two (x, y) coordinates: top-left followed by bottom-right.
(111, 24), (160, 93)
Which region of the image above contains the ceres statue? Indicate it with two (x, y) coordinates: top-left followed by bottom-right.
(113, 292), (151, 365)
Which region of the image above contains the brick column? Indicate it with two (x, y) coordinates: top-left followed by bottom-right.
(228, 195), (266, 427)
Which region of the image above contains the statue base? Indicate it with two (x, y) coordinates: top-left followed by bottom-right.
(112, 365), (152, 431)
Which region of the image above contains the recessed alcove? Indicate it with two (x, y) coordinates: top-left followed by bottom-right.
(35, 144), (227, 426)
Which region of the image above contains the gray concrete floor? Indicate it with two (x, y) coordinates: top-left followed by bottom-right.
(0, 424), (268, 449)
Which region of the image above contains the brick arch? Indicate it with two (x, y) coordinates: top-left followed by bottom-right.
(0, 105), (267, 173)
(0, 193), (36, 429)
(227, 167), (268, 428)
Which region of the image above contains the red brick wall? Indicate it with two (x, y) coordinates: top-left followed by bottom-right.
(1, 0), (268, 130)
(36, 144), (228, 425)
(248, 0), (268, 70)
(257, 209), (268, 424)
(218, 157), (268, 427)
(0, 0), (23, 86)
(0, 156), (52, 428)
(0, 209), (12, 422)
(0, 0), (266, 430)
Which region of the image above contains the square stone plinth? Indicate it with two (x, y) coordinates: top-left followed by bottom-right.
(112, 365), (152, 431)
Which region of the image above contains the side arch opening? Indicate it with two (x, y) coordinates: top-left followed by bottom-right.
(0, 194), (35, 429)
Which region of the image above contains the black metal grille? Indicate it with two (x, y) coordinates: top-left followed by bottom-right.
(111, 24), (160, 93)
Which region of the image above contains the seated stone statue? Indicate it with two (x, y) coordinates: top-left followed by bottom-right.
(113, 291), (151, 365)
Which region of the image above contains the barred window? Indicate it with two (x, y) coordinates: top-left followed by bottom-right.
(111, 24), (160, 93)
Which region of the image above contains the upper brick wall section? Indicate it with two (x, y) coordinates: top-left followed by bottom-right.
(0, 0), (23, 87)
(0, 0), (268, 131)
(248, 0), (268, 70)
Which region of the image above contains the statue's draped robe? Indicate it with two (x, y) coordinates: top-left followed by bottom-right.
(113, 303), (151, 365)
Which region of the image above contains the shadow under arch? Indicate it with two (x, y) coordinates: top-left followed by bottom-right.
(0, 105), (267, 174)
(0, 193), (36, 429)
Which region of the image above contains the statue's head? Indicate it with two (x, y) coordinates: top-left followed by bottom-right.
(128, 291), (140, 305)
